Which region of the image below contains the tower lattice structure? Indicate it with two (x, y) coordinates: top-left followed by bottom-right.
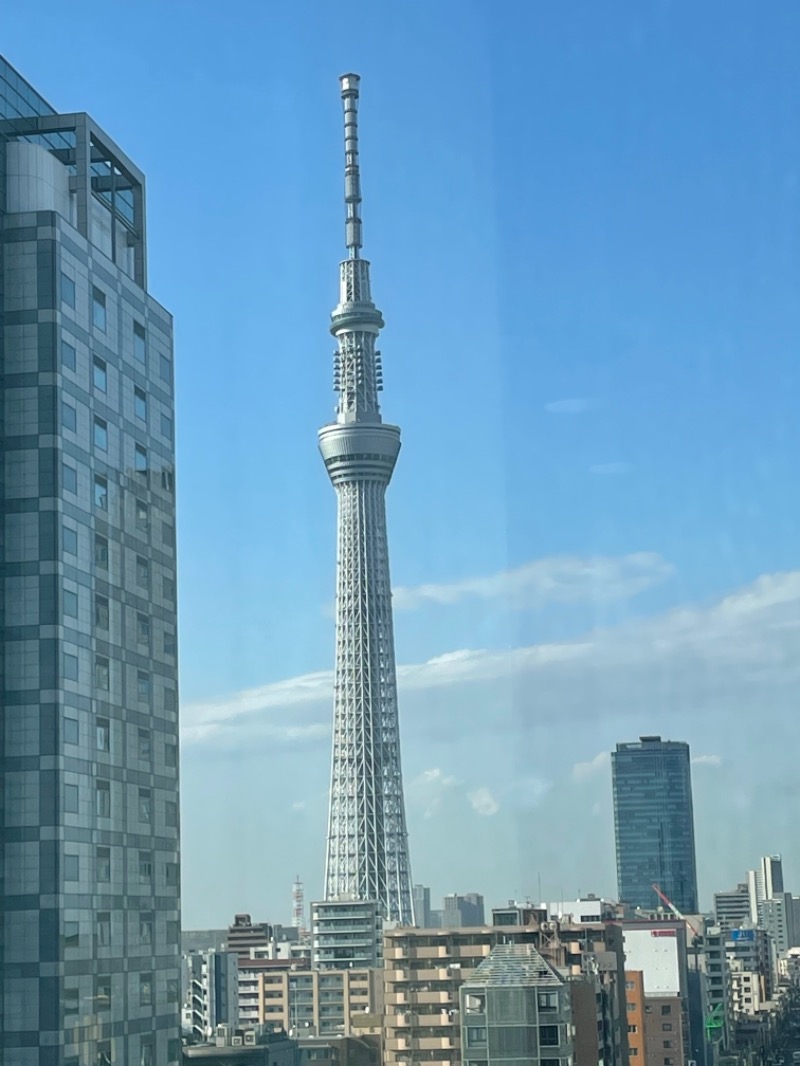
(319, 74), (414, 925)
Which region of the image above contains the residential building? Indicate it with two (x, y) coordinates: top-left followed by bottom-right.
(384, 918), (628, 1066)
(0, 55), (180, 1066)
(257, 967), (382, 1037)
(725, 927), (773, 1014)
(312, 898), (383, 970)
(714, 885), (751, 935)
(182, 949), (239, 1041)
(460, 944), (573, 1065)
(228, 914), (275, 960)
(612, 736), (699, 912)
(546, 896), (619, 924)
(621, 921), (689, 1066)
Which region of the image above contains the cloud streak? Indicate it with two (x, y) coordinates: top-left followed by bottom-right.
(392, 552), (672, 612)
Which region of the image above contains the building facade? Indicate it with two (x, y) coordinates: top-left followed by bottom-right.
(612, 736), (699, 912)
(621, 922), (689, 1066)
(258, 967), (382, 1037)
(459, 944), (574, 1066)
(0, 56), (180, 1066)
(182, 949), (239, 1041)
(312, 898), (383, 971)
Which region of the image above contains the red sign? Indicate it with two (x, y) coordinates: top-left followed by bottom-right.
(651, 930), (677, 938)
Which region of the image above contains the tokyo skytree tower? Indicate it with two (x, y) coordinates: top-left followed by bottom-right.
(318, 74), (414, 925)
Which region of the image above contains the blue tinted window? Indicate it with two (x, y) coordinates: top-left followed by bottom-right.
(61, 339), (76, 370)
(62, 401), (76, 432)
(61, 273), (75, 308)
(63, 525), (78, 554)
(62, 463), (77, 494)
(64, 717), (79, 745)
(134, 322), (146, 363)
(92, 287), (106, 331)
(93, 357), (107, 392)
(134, 388), (147, 421)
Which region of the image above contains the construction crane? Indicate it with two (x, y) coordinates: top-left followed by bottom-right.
(651, 883), (702, 940)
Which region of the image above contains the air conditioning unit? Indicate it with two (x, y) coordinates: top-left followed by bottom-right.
(244, 1031), (257, 1046)
(231, 1036), (243, 1046)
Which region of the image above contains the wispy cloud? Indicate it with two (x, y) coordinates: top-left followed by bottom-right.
(692, 754), (723, 767)
(505, 776), (552, 808)
(182, 570), (800, 761)
(392, 552), (672, 612)
(571, 751), (610, 782)
(468, 787), (500, 816)
(545, 398), (599, 415)
(590, 462), (633, 475)
(410, 768), (459, 819)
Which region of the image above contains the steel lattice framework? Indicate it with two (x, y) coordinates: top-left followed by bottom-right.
(318, 74), (414, 925)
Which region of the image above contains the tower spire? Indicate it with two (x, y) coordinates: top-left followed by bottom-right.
(319, 74), (415, 926)
(340, 74), (363, 259)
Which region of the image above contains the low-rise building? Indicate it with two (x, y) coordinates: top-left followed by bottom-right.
(459, 943), (573, 1065)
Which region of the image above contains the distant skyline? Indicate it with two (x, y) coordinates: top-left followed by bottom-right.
(6, 1), (800, 927)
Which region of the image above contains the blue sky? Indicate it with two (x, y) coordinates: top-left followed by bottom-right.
(7, 1), (800, 926)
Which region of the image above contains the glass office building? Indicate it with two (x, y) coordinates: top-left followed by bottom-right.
(611, 735), (698, 914)
(0, 56), (180, 1065)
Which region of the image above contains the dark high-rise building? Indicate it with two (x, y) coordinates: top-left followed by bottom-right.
(611, 735), (698, 913)
(0, 57), (180, 1065)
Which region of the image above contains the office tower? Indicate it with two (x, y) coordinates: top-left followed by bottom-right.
(442, 892), (486, 927)
(0, 57), (180, 1066)
(460, 945), (573, 1066)
(611, 735), (699, 913)
(319, 74), (413, 924)
(413, 884), (432, 928)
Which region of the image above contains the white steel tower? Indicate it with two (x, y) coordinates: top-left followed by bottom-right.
(319, 74), (414, 925)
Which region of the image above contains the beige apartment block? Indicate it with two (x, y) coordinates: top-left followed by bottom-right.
(257, 967), (383, 1038)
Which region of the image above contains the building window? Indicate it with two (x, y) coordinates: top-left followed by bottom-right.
(165, 862), (178, 886)
(95, 595), (109, 630)
(163, 687), (177, 713)
(628, 1025), (638, 1033)
(95, 975), (111, 1010)
(97, 912), (111, 947)
(164, 631), (176, 657)
(64, 987), (79, 1015)
(62, 462), (77, 495)
(140, 914), (153, 945)
(665, 1060), (673, 1065)
(139, 851), (153, 884)
(627, 1002), (636, 1012)
(663, 1041), (673, 1049)
(138, 788), (152, 823)
(134, 387), (147, 422)
(93, 356), (107, 392)
(135, 443), (148, 476)
(93, 417), (108, 451)
(141, 1043), (154, 1066)
(539, 1026), (560, 1047)
(136, 556), (149, 588)
(466, 1027), (487, 1048)
(63, 921), (80, 948)
(140, 973), (153, 1007)
(165, 742), (177, 768)
(662, 1023), (673, 1031)
(538, 991), (558, 1012)
(137, 613), (151, 645)
(96, 846), (111, 882)
(92, 287), (107, 331)
(95, 534), (109, 568)
(135, 499), (148, 530)
(64, 653), (79, 682)
(64, 854), (79, 881)
(139, 728), (152, 760)
(63, 524), (78, 555)
(159, 353), (171, 382)
(64, 716), (79, 745)
(163, 576), (176, 601)
(137, 672), (151, 702)
(630, 1050), (639, 1058)
(661, 1005), (672, 1016)
(167, 978), (179, 1004)
(134, 321), (147, 363)
(63, 589), (78, 618)
(96, 717), (110, 752)
(61, 272), (76, 308)
(95, 655), (110, 691)
(64, 784), (79, 814)
(96, 781), (111, 818)
(94, 475), (108, 510)
(62, 400), (77, 432)
(625, 979), (635, 990)
(162, 521), (174, 547)
(61, 338), (77, 370)
(165, 800), (178, 827)
(161, 413), (173, 440)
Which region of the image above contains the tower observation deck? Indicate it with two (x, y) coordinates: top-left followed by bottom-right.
(319, 74), (414, 925)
